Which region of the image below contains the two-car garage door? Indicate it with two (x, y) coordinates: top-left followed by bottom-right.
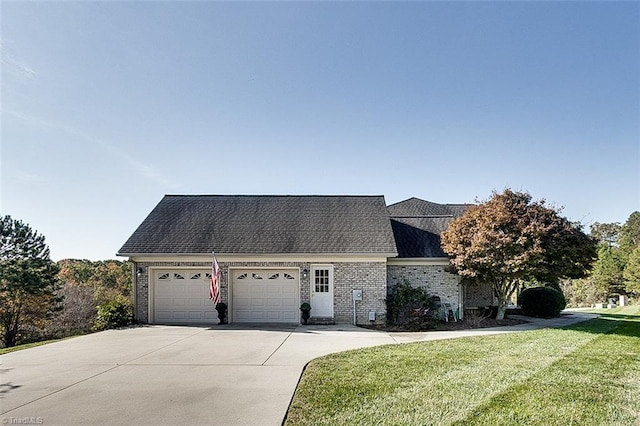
(152, 269), (299, 324)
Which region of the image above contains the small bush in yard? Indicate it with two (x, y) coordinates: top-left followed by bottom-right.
(464, 308), (491, 327)
(386, 281), (437, 329)
(518, 286), (566, 318)
(93, 297), (133, 331)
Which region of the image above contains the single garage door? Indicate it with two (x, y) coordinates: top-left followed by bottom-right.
(232, 269), (299, 323)
(153, 269), (218, 324)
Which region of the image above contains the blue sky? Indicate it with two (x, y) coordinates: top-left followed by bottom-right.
(2, 1), (638, 261)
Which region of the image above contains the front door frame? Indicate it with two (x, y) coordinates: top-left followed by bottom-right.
(310, 264), (334, 318)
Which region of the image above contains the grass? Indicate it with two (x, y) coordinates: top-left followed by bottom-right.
(285, 305), (640, 426)
(0, 337), (75, 355)
(0, 339), (58, 354)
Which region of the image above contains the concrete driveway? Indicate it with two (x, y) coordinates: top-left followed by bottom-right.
(0, 324), (395, 426)
(1, 313), (596, 426)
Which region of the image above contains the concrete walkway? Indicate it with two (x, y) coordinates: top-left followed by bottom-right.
(0, 312), (597, 426)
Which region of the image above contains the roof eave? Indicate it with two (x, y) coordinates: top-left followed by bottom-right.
(387, 257), (451, 266)
(118, 251), (399, 258)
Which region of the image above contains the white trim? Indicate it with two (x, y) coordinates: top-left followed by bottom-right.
(132, 262), (138, 320)
(129, 254), (390, 263)
(121, 252), (397, 259)
(387, 258), (451, 266)
(148, 266), (158, 323)
(228, 266), (298, 271)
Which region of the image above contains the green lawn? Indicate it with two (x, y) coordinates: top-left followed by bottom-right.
(0, 337), (77, 355)
(0, 339), (56, 355)
(285, 306), (640, 426)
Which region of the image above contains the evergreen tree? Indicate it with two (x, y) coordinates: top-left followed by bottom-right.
(590, 245), (625, 297)
(623, 247), (640, 297)
(0, 215), (59, 347)
(619, 211), (640, 259)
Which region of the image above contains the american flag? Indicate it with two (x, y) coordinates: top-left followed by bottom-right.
(209, 252), (221, 304)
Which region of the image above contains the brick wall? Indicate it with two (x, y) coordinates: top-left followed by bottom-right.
(333, 262), (387, 324)
(386, 264), (461, 313)
(463, 281), (496, 308)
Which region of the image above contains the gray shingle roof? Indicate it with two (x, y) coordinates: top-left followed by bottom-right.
(387, 197), (468, 218)
(118, 195), (398, 255)
(388, 198), (470, 258)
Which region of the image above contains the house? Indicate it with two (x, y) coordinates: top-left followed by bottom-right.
(117, 195), (397, 324)
(117, 194), (490, 325)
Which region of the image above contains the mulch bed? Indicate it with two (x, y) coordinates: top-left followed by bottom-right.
(362, 317), (529, 332)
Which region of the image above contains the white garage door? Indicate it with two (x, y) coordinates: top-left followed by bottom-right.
(232, 269), (299, 323)
(153, 269), (218, 324)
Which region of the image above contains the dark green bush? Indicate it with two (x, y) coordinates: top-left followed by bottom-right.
(300, 303), (311, 311)
(386, 281), (437, 329)
(518, 286), (566, 318)
(93, 297), (133, 331)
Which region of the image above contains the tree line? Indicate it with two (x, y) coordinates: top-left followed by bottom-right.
(1, 215), (132, 347)
(563, 212), (640, 306)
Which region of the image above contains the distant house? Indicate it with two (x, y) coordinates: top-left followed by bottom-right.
(118, 195), (493, 325)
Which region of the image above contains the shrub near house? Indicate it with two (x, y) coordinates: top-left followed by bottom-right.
(518, 286), (567, 318)
(56, 259), (133, 333)
(386, 281), (437, 330)
(93, 296), (134, 331)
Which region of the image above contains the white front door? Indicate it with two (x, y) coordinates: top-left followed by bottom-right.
(310, 265), (334, 317)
